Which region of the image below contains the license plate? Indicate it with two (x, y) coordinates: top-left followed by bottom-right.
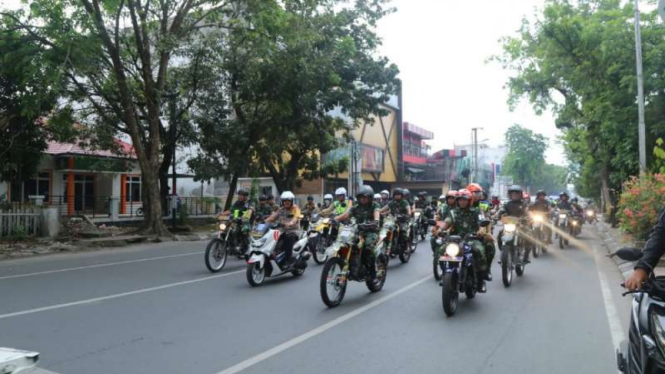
(439, 256), (462, 262)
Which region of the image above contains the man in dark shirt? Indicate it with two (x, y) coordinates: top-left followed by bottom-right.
(530, 190), (552, 244)
(626, 208), (665, 290)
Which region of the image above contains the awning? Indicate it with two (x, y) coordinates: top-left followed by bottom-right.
(407, 167), (424, 173)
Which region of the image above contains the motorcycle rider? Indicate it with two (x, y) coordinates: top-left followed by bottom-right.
(491, 195), (501, 209)
(431, 190), (457, 252)
(373, 193), (382, 205)
(467, 183), (496, 279)
(220, 188), (255, 249)
(267, 194), (278, 212)
(530, 190), (552, 244)
(265, 191), (301, 267)
(301, 196), (318, 230)
(380, 190), (390, 207)
(334, 185), (381, 278)
(626, 208), (665, 290)
(381, 188), (411, 254)
(321, 187), (352, 217)
(403, 189), (414, 213)
(497, 185), (530, 263)
(478, 191), (491, 214)
(322, 194), (333, 209)
(256, 195), (273, 220)
(438, 189), (489, 292)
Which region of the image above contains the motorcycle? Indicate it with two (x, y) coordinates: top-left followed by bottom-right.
(308, 214), (334, 265)
(530, 212), (548, 258)
(319, 221), (388, 308)
(437, 220), (491, 316)
(414, 209), (428, 241)
(569, 211), (582, 238)
(557, 210), (571, 249)
(586, 208), (597, 224)
(500, 216), (528, 288)
(380, 214), (412, 264)
(615, 248), (665, 374)
(429, 219), (446, 281)
(245, 222), (311, 286)
(204, 215), (250, 273)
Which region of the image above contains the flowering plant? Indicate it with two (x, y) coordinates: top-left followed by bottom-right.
(617, 174), (665, 241)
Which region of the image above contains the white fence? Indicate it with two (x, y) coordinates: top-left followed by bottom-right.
(0, 208), (42, 238)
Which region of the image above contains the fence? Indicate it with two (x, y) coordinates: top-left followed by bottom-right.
(0, 208), (42, 238)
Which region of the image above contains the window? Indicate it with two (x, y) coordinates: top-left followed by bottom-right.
(125, 176), (141, 202)
(11, 172), (50, 202)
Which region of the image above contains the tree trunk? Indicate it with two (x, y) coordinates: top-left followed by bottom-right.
(159, 143), (173, 214)
(599, 161), (614, 223)
(225, 173), (238, 211)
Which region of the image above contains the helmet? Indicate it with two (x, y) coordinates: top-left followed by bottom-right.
(393, 188), (404, 197)
(456, 189), (472, 201)
(508, 185), (523, 194)
(307, 196), (314, 201)
(439, 194), (446, 200)
(414, 197), (420, 202)
(418, 191), (428, 198)
(356, 185), (374, 198)
(237, 188), (249, 196)
(373, 193), (382, 200)
(466, 183), (483, 193)
(259, 195), (267, 202)
(324, 194), (333, 200)
(559, 191), (569, 198)
(267, 194), (274, 201)
(380, 190), (390, 197)
(446, 190), (458, 198)
(536, 190), (546, 197)
(403, 189), (411, 197)
(280, 191), (295, 202)
(335, 187), (347, 197)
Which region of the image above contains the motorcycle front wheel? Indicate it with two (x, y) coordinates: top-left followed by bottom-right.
(366, 254), (388, 293)
(464, 269), (477, 299)
(312, 237), (328, 265)
(246, 262), (266, 287)
(320, 257), (347, 308)
(433, 257), (443, 281)
(559, 227), (565, 249)
(501, 246), (513, 287)
(533, 230), (541, 258)
(410, 230), (418, 253)
(399, 238), (412, 264)
(442, 272), (459, 316)
(205, 239), (228, 273)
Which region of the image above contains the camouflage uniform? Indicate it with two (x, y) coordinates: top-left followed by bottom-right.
(230, 200), (254, 234)
(387, 199), (410, 245)
(301, 202), (318, 230)
(431, 204), (454, 252)
(256, 203), (273, 221)
(349, 201), (381, 257)
(443, 207), (488, 274)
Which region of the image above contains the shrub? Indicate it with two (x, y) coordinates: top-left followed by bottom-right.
(617, 174), (665, 241)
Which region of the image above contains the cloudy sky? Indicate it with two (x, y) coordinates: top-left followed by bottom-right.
(376, 0), (566, 165)
(0, 0), (568, 164)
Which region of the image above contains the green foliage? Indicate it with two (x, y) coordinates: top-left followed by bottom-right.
(531, 164), (568, 194)
(653, 138), (665, 174)
(617, 174), (665, 241)
(178, 203), (189, 225)
(502, 124), (548, 188)
(10, 225), (28, 241)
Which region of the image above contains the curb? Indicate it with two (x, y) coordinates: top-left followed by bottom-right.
(595, 221), (635, 281)
(174, 233), (212, 242)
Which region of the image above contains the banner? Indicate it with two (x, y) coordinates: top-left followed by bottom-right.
(360, 144), (384, 172)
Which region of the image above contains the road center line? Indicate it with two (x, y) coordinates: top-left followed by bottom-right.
(0, 269), (244, 320)
(0, 252), (201, 281)
(214, 274), (430, 374)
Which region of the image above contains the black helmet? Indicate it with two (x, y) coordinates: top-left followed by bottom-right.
(307, 195), (314, 201)
(267, 194), (274, 200)
(259, 195), (267, 202)
(536, 190), (546, 197)
(356, 185), (374, 198)
(559, 191), (569, 198)
(418, 191), (428, 197)
(508, 185), (523, 194)
(237, 188), (249, 196)
(392, 188), (404, 197)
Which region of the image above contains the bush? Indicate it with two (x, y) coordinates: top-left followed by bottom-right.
(10, 225), (28, 241)
(617, 174), (665, 241)
(178, 203), (189, 225)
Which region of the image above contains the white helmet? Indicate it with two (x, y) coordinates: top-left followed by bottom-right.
(380, 190), (389, 196)
(335, 187), (347, 197)
(324, 194), (333, 200)
(280, 191), (295, 202)
(439, 194), (446, 200)
(373, 193), (382, 200)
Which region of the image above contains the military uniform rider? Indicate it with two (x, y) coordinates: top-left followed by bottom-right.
(379, 190), (390, 208)
(438, 189), (490, 292)
(265, 191), (301, 266)
(301, 196), (318, 231)
(267, 195), (278, 212)
(431, 190), (458, 252)
(530, 190), (552, 244)
(467, 183), (496, 280)
(219, 188), (255, 249)
(335, 185), (381, 278)
(256, 195), (273, 221)
(380, 188), (411, 254)
(497, 185), (531, 263)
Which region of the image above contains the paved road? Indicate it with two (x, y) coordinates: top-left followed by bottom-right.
(0, 225), (631, 374)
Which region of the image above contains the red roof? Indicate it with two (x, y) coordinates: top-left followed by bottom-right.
(45, 140), (136, 159)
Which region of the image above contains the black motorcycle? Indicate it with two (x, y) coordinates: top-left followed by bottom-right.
(204, 216), (250, 272)
(615, 248), (665, 374)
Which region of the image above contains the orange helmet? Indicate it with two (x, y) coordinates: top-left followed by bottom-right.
(456, 189), (472, 201)
(446, 190), (458, 198)
(466, 183), (483, 193)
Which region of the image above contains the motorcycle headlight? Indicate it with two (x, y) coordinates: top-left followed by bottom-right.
(219, 223), (227, 231)
(651, 311), (665, 357)
(586, 210), (594, 217)
(571, 221), (577, 226)
(533, 215), (543, 223)
(252, 238), (267, 247)
(504, 223), (517, 233)
(436, 238), (444, 245)
(414, 212), (421, 219)
(445, 243), (460, 257)
(559, 214), (567, 220)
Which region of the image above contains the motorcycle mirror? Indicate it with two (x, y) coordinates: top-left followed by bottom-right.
(614, 248), (643, 262)
(479, 220), (491, 228)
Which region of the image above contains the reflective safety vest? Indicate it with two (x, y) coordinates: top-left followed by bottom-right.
(333, 200), (351, 215)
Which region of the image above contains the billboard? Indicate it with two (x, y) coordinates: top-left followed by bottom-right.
(360, 144), (384, 172)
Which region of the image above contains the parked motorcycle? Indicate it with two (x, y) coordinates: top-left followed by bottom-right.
(204, 215), (250, 273)
(380, 214), (412, 264)
(438, 220), (491, 316)
(500, 216), (528, 287)
(319, 221), (388, 308)
(245, 223), (311, 286)
(615, 248), (665, 374)
(308, 214), (334, 265)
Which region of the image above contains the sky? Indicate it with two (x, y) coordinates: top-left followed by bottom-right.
(375, 0), (566, 165)
(0, 0), (566, 165)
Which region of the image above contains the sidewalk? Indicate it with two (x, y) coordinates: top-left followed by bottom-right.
(595, 219), (665, 279)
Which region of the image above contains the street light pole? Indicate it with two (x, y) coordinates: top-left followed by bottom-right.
(471, 127), (483, 183)
(634, 0), (647, 173)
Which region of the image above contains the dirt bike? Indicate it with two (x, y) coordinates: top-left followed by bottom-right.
(308, 214), (334, 265)
(204, 215), (250, 272)
(500, 216), (528, 287)
(379, 214), (412, 264)
(320, 221), (388, 308)
(530, 212), (548, 258)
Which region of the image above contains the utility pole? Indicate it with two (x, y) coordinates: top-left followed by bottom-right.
(634, 0), (647, 173)
(471, 127), (483, 183)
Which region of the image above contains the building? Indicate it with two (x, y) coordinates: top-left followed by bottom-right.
(454, 144), (507, 193)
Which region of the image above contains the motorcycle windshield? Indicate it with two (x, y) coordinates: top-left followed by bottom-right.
(337, 227), (356, 245)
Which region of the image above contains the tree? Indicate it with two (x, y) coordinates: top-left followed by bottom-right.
(502, 124), (548, 190)
(494, 0), (665, 210)
(2, 0), (235, 234)
(190, 0), (399, 194)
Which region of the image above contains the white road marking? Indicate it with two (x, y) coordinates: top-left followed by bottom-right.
(0, 252), (201, 281)
(0, 270), (244, 320)
(214, 274), (430, 374)
(593, 243), (626, 361)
